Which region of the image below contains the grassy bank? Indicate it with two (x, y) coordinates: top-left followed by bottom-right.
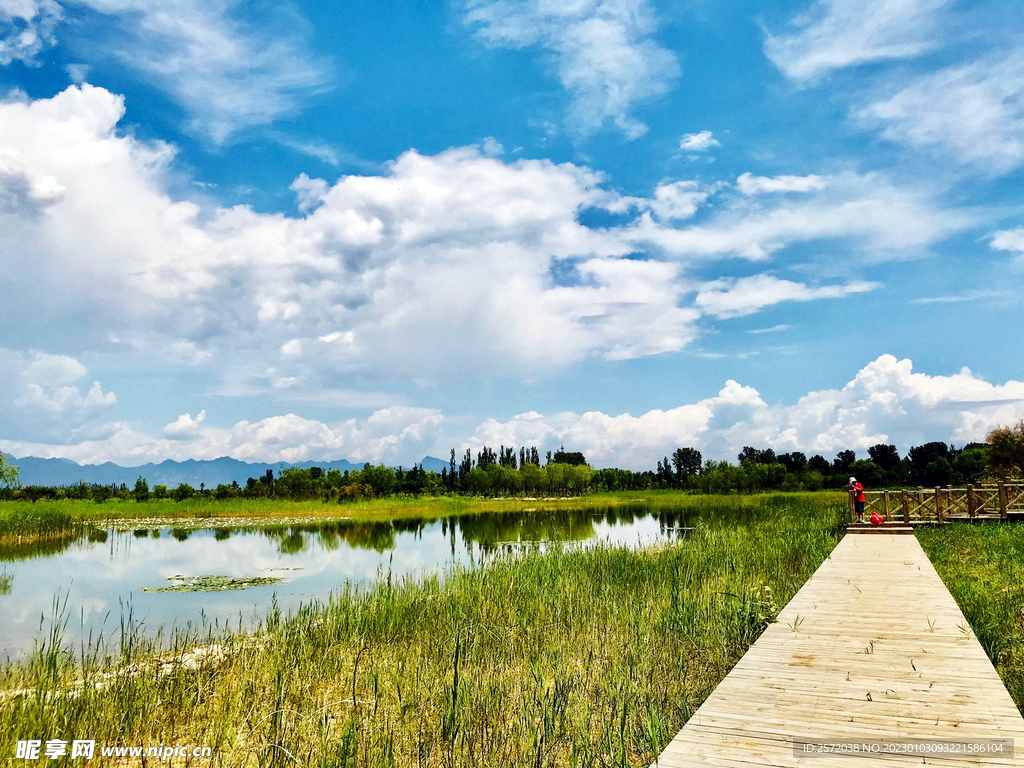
(0, 490), (844, 537)
(917, 523), (1024, 711)
(0, 494), (845, 767)
(0, 503), (79, 544)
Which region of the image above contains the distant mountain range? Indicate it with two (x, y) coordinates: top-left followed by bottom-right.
(2, 453), (449, 488)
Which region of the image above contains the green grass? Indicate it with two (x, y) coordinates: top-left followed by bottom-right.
(0, 491), (842, 537)
(0, 494), (845, 767)
(917, 523), (1024, 712)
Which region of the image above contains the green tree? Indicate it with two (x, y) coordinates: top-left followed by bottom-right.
(133, 476), (149, 502)
(848, 459), (883, 488)
(922, 458), (954, 487)
(361, 464), (396, 497)
(546, 463), (568, 494)
(907, 442), (953, 484)
(987, 422), (1024, 478)
(566, 464), (593, 495)
(520, 463), (547, 495)
(551, 448), (587, 467)
(671, 447), (702, 486)
(0, 454), (19, 488)
(953, 448), (987, 484)
(832, 450), (856, 476)
(173, 483), (195, 501)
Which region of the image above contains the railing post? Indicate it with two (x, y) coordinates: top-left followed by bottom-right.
(901, 489), (910, 524)
(999, 481), (1008, 520)
(934, 487), (942, 523)
(916, 486), (924, 522)
(967, 484), (977, 519)
(849, 492), (855, 525)
(883, 490), (890, 520)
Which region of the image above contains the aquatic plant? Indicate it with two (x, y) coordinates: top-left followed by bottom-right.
(141, 575), (285, 593)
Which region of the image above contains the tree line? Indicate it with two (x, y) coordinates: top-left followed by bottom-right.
(2, 421), (1023, 502)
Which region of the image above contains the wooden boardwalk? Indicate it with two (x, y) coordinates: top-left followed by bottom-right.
(654, 533), (1024, 766)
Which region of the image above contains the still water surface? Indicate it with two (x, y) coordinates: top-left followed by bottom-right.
(0, 506), (697, 658)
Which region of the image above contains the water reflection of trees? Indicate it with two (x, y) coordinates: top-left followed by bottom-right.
(257, 521), (399, 555)
(446, 511), (596, 553)
(0, 525), (108, 563)
(241, 506), (722, 558)
(0, 504), (757, 572)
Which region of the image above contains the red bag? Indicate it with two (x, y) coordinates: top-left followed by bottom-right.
(870, 511), (884, 525)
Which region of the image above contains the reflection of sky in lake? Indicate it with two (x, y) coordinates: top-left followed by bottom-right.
(0, 507), (692, 658)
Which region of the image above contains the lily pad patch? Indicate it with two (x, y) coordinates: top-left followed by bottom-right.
(142, 575), (283, 593)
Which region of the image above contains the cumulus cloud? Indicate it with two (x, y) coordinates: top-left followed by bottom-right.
(2, 408), (444, 466)
(0, 148), (65, 215)
(0, 86), (972, 408)
(645, 180), (712, 220)
(463, 355), (1024, 468)
(0, 348), (117, 442)
(461, 0), (679, 138)
(163, 409), (206, 438)
(679, 130), (719, 152)
(855, 52), (1024, 175)
(736, 172), (827, 195)
(764, 0), (953, 82)
(0, 0), (60, 65)
(4, 355), (1022, 468)
(694, 275), (879, 319)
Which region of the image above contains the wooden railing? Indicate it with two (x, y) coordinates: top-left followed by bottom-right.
(857, 483), (1024, 524)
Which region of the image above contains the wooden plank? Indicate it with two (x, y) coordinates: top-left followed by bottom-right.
(651, 534), (1024, 767)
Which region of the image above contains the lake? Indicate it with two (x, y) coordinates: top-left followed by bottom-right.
(0, 506), (700, 658)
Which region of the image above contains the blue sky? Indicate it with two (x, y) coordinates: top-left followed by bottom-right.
(0, 0), (1022, 469)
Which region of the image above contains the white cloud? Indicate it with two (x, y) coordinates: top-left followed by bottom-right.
(679, 130), (719, 152)
(65, 61), (89, 82)
(764, 0), (952, 82)
(911, 289), (1009, 305)
(0, 86), (970, 409)
(0, 148), (65, 215)
(990, 227), (1024, 264)
(736, 172), (827, 195)
(0, 0), (60, 65)
(480, 136), (504, 157)
(645, 180), (712, 220)
(1, 0), (329, 141)
(627, 171), (969, 261)
(0, 84), (696, 383)
(856, 52), (1024, 174)
(0, 348), (117, 442)
(461, 0), (679, 138)
(163, 409), (206, 438)
(694, 275), (879, 319)
(5, 355), (1022, 468)
(463, 355), (1024, 468)
(746, 324), (790, 334)
(2, 408), (444, 466)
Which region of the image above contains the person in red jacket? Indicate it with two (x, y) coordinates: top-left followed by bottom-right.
(848, 477), (865, 523)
